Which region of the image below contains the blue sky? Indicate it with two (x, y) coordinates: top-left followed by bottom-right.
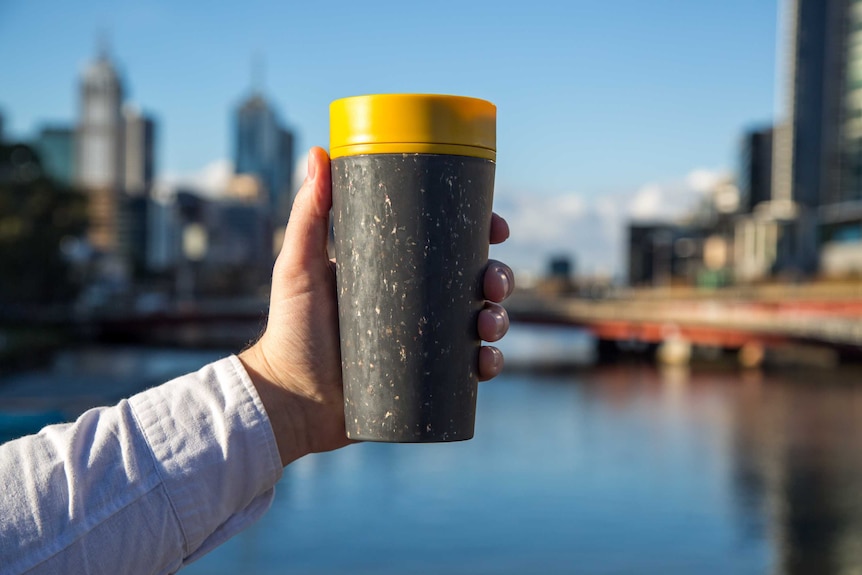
(0, 0), (779, 276)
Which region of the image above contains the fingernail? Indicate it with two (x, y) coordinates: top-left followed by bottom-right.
(307, 150), (317, 181)
(492, 310), (507, 339)
(490, 347), (503, 369)
(497, 267), (511, 298)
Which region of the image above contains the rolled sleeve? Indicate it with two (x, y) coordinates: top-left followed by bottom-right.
(0, 355), (283, 575)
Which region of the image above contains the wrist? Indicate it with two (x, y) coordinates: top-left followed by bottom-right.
(238, 344), (310, 466)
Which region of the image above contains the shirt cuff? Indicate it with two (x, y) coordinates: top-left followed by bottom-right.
(129, 355), (283, 557)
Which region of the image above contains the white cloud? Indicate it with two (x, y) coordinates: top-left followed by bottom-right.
(686, 168), (726, 193)
(627, 168), (732, 223)
(630, 183), (663, 219)
(155, 158), (234, 200)
(492, 167), (729, 279)
(555, 195), (586, 217)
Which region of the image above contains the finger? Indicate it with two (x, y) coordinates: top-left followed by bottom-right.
(483, 260), (515, 302)
(478, 346), (504, 381)
(490, 213), (510, 245)
(280, 147), (332, 268)
(477, 302), (509, 343)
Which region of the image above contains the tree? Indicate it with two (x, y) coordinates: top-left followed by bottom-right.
(0, 144), (88, 309)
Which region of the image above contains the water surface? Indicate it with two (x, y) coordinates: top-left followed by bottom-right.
(5, 330), (862, 573)
(184, 353), (862, 574)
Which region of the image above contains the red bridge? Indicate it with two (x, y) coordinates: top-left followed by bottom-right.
(506, 284), (862, 363)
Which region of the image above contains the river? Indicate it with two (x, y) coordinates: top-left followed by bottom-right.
(3, 325), (862, 574)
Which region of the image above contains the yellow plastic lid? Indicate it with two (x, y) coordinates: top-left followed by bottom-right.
(330, 94), (496, 161)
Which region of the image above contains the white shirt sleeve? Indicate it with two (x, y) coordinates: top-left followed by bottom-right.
(0, 355), (284, 575)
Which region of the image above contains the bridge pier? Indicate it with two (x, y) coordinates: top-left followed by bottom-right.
(657, 337), (692, 366)
(596, 339), (620, 362)
(738, 342), (765, 369)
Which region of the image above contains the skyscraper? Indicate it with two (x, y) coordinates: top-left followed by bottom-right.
(75, 45), (124, 252)
(795, 0), (862, 274)
(771, 0), (848, 275)
(824, 0), (862, 236)
(738, 127), (774, 214)
(123, 106), (156, 196)
(772, 0), (846, 210)
(234, 91), (295, 226)
(734, 0), (856, 280)
(76, 47), (124, 191)
(835, 0), (862, 205)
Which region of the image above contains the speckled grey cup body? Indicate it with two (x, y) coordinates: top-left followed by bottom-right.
(332, 153), (495, 442)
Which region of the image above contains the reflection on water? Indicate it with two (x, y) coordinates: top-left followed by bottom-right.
(729, 367), (862, 574)
(4, 329), (862, 573)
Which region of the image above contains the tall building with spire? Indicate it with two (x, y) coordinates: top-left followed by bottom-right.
(73, 42), (158, 271)
(75, 43), (124, 252)
(76, 44), (124, 191)
(234, 79), (295, 228)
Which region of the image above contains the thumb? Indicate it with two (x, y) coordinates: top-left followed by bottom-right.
(280, 147), (333, 269)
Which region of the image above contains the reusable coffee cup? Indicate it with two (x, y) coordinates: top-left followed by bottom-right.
(330, 94), (496, 442)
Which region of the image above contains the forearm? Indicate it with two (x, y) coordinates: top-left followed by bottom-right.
(0, 356), (283, 575)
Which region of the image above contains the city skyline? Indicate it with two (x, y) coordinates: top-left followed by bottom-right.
(0, 0), (779, 276)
